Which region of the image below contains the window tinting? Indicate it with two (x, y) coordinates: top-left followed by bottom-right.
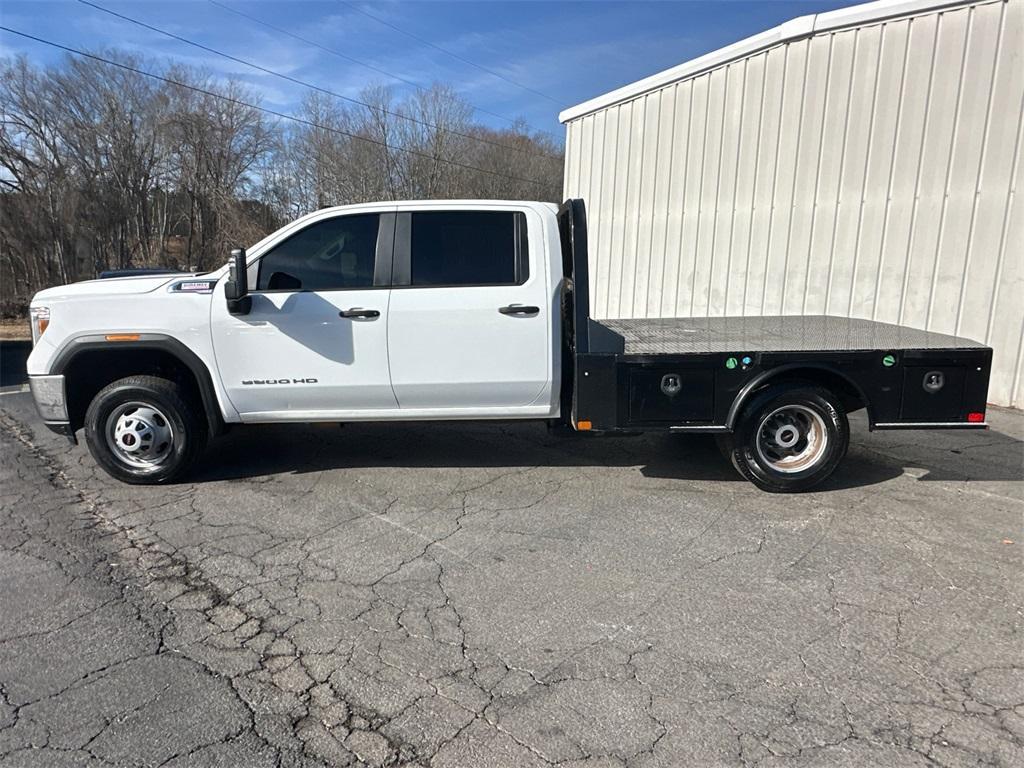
(410, 211), (527, 287)
(257, 214), (380, 291)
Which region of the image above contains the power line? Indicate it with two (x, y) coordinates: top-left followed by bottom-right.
(0, 26), (552, 189)
(208, 0), (545, 133)
(339, 1), (563, 106)
(77, 0), (561, 164)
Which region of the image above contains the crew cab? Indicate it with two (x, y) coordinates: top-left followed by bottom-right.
(26, 199), (993, 492)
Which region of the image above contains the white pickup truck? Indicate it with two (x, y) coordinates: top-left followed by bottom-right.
(27, 199), (992, 492)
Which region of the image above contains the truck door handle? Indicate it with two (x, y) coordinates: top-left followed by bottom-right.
(499, 305), (540, 316)
(339, 308), (380, 319)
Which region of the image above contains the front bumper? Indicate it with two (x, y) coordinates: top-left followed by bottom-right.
(28, 374), (75, 440)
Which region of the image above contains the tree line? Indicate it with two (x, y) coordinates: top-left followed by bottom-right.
(0, 51), (564, 316)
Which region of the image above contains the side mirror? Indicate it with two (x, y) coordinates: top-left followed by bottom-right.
(225, 247), (251, 316)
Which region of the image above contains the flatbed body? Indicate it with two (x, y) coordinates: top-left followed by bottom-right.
(556, 201), (992, 435)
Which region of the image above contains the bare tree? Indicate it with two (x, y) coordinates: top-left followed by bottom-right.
(163, 69), (277, 269)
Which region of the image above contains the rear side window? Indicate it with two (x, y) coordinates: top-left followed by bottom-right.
(257, 214), (380, 291)
(410, 211), (528, 287)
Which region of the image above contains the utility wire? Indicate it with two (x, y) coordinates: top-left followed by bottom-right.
(0, 26), (552, 188)
(208, 0), (546, 134)
(77, 0), (561, 163)
(339, 1), (563, 106)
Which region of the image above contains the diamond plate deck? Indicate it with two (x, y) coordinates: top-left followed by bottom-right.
(598, 316), (988, 356)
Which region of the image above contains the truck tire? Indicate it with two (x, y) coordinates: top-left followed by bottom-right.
(720, 383), (849, 493)
(84, 375), (207, 484)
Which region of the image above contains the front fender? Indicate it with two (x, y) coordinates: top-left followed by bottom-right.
(49, 333), (232, 435)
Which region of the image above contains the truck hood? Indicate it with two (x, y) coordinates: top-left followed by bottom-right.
(32, 273), (193, 302)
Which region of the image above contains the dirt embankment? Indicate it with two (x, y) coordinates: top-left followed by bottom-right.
(0, 319), (30, 341)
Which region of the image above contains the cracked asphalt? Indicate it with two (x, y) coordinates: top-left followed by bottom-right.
(0, 389), (1021, 767)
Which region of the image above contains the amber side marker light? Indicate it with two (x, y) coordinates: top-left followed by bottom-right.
(105, 333), (141, 342)
(29, 306), (50, 344)
(577, 420), (593, 431)
(967, 412), (985, 423)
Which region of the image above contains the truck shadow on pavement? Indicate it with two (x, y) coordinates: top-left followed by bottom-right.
(188, 416), (1023, 490)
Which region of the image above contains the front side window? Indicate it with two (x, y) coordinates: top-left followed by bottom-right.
(257, 214), (380, 291)
(410, 211), (528, 287)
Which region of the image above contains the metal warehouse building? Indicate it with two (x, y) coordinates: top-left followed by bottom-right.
(561, 0), (1023, 407)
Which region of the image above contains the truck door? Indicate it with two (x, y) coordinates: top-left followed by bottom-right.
(211, 211), (398, 418)
(387, 207), (552, 410)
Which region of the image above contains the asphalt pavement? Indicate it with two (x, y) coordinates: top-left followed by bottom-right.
(0, 390), (1021, 767)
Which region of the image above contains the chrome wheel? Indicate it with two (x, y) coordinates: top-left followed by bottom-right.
(754, 404), (829, 474)
(105, 401), (175, 471)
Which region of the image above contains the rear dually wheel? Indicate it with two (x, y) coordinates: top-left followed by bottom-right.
(720, 383), (849, 493)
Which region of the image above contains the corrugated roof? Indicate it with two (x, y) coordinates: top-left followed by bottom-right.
(559, 0), (973, 123)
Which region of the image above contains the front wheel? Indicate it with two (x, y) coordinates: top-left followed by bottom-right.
(84, 375), (207, 484)
(720, 383), (849, 493)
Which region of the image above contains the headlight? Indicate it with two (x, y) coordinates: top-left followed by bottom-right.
(29, 306), (50, 345)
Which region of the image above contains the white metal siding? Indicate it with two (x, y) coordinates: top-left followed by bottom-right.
(563, 0), (1024, 407)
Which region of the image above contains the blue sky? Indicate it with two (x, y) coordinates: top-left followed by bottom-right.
(1, 0), (855, 142)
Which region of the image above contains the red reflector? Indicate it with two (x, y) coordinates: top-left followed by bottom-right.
(967, 412), (985, 423)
